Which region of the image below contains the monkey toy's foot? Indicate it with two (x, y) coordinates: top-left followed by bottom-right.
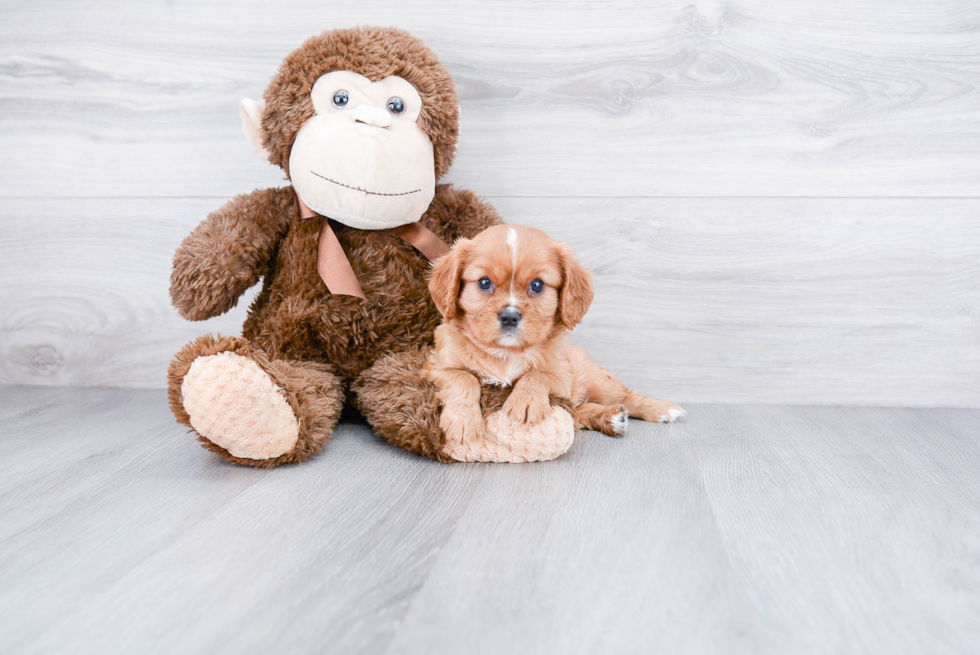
(169, 335), (344, 468)
(181, 351), (298, 460)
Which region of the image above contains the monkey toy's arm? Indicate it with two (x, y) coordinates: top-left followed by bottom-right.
(170, 188), (292, 321)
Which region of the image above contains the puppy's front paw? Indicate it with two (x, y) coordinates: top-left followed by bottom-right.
(440, 405), (487, 444)
(503, 388), (552, 425)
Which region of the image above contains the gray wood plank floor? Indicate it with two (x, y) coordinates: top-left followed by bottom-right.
(1, 387), (977, 654)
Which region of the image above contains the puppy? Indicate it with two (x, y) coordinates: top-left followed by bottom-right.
(425, 224), (684, 443)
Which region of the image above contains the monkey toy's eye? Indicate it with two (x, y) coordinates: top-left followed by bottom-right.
(332, 90), (349, 108)
(387, 96), (405, 115)
(478, 277), (493, 291)
(529, 279), (545, 294)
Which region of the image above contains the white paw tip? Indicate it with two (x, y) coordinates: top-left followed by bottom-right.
(610, 408), (629, 435)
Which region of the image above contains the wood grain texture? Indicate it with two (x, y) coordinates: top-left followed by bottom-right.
(1, 387), (978, 654)
(1, 0), (979, 197)
(2, 197), (977, 406)
(507, 197), (980, 408)
(2, 1), (978, 404)
(0, 199), (257, 388)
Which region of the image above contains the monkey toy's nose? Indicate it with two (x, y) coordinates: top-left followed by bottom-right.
(498, 308), (522, 329)
(352, 104), (392, 128)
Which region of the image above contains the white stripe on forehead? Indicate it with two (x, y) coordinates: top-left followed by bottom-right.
(507, 228), (519, 304)
(507, 227), (517, 308)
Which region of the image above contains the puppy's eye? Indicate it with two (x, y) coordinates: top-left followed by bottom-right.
(529, 279), (545, 294)
(332, 90), (350, 108)
(478, 277), (493, 291)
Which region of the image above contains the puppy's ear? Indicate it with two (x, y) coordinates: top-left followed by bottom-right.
(428, 240), (470, 320)
(557, 243), (594, 329)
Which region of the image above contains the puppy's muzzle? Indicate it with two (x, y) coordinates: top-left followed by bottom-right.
(498, 308), (522, 329)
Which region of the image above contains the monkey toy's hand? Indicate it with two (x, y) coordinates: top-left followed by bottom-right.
(170, 188), (290, 321)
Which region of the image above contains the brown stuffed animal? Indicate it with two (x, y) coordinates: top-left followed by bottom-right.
(167, 27), (575, 467)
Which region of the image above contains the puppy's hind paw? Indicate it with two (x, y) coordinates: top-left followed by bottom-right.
(608, 405), (629, 436)
(659, 406), (686, 423)
(630, 398), (684, 424)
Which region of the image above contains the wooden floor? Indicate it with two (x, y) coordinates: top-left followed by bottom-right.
(0, 387), (978, 654)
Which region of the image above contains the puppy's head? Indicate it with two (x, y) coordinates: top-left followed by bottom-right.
(429, 225), (594, 351)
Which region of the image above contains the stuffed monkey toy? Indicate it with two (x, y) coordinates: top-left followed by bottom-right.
(168, 27), (576, 467)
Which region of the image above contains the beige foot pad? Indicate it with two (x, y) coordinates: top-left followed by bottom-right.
(442, 406), (575, 463)
(181, 352), (299, 460)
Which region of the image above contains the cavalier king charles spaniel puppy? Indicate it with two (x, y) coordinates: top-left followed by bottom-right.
(425, 224), (684, 444)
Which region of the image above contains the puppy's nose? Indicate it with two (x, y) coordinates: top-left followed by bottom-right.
(498, 308), (522, 328)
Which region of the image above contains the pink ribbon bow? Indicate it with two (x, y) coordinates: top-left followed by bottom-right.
(295, 192), (450, 299)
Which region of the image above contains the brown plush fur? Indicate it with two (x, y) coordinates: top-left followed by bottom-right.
(168, 28), (501, 466)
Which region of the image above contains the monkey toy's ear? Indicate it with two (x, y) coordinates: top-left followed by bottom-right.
(240, 98), (272, 161)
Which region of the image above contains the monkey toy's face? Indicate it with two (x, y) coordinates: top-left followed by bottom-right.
(290, 71), (436, 230)
(243, 70), (437, 231)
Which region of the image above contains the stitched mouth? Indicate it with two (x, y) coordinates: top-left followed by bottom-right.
(311, 171), (421, 197)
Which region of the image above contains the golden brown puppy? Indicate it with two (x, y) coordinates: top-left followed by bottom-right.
(425, 224), (684, 442)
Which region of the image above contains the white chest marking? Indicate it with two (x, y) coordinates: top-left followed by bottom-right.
(477, 349), (529, 387)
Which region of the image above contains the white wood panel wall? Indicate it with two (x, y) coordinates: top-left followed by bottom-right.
(1, 0), (978, 406)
